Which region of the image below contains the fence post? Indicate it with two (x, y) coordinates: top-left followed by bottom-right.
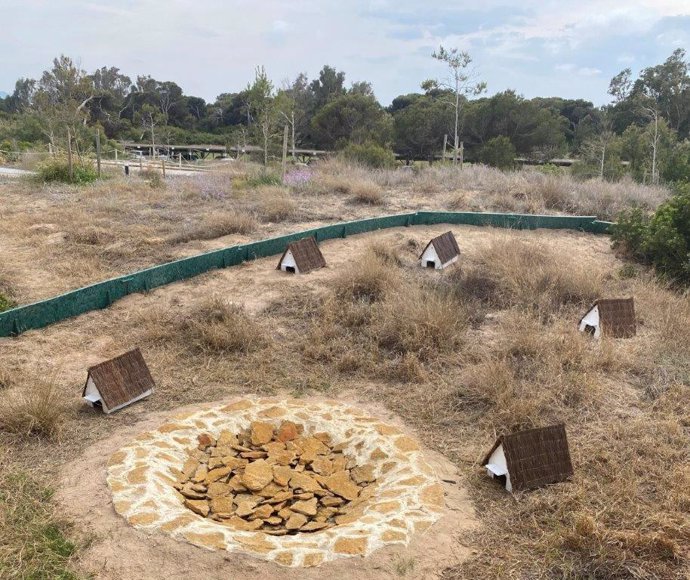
(281, 124), (289, 180)
(161, 159), (166, 179)
(67, 129), (73, 181)
(442, 134), (447, 162)
(96, 129), (102, 177)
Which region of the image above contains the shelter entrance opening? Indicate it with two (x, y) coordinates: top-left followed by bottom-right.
(426, 261), (436, 268)
(285, 266), (296, 274)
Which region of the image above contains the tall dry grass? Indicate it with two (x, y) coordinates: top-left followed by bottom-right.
(0, 376), (68, 440)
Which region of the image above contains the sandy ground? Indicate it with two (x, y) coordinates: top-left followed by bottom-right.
(57, 396), (478, 580)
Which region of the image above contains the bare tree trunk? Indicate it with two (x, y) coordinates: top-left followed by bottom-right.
(453, 78), (460, 166)
(600, 142), (606, 179)
(291, 111), (296, 160)
(651, 112), (659, 185)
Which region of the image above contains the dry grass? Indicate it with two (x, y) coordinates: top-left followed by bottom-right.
(448, 237), (604, 313)
(0, 376), (68, 440)
(177, 297), (268, 354)
(350, 179), (385, 205)
(0, 454), (79, 579)
(168, 212), (257, 244)
(0, 162), (687, 578)
(256, 186), (297, 222)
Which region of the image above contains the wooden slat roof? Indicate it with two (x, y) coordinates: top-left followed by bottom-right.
(420, 231), (460, 264)
(83, 348), (155, 411)
(580, 297), (636, 338)
(483, 424), (573, 491)
(277, 237), (326, 274)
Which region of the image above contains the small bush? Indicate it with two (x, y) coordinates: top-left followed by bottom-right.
(612, 184), (690, 285)
(169, 212), (257, 244)
(246, 171), (282, 188)
(478, 136), (516, 170)
(257, 187), (296, 222)
(140, 168), (164, 189)
(182, 298), (266, 354)
(334, 250), (399, 302)
(350, 179), (384, 205)
(37, 157), (98, 185)
(0, 377), (67, 439)
(341, 142), (396, 168)
(0, 293), (14, 313)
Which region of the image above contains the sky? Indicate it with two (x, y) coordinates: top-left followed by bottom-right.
(0, 0), (689, 106)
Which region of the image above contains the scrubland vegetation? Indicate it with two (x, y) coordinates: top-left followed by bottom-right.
(0, 153), (688, 578)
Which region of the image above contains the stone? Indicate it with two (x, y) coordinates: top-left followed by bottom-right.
(273, 465), (293, 487)
(320, 496), (345, 507)
(127, 466), (148, 485)
(228, 475), (247, 492)
(235, 533), (276, 554)
(235, 499), (260, 517)
(277, 507), (293, 520)
(251, 504), (274, 519)
(184, 499), (209, 517)
(394, 436), (420, 452)
(265, 490), (293, 504)
(183, 531), (226, 550)
(223, 517), (264, 531)
(291, 498), (318, 516)
(289, 472), (323, 493)
(276, 420), (299, 442)
(265, 516), (283, 525)
(285, 512), (308, 530)
(351, 464), (376, 484)
(370, 447), (388, 461)
(331, 456), (348, 472)
(274, 551), (294, 566)
(181, 458), (199, 479)
(217, 430), (238, 447)
(207, 456), (225, 470)
(259, 406), (287, 418)
(240, 451), (268, 460)
(127, 512), (159, 526)
(209, 496), (234, 515)
(303, 553), (325, 567)
(310, 456), (333, 476)
(242, 459), (274, 491)
(420, 483), (445, 508)
(197, 433), (215, 450)
(263, 441), (286, 456)
(180, 483), (206, 500)
(192, 465), (209, 483)
(221, 399), (253, 412)
(323, 471), (360, 501)
(382, 530), (407, 542)
(256, 482), (284, 498)
(221, 456), (247, 470)
(372, 501), (400, 514)
(250, 421), (274, 446)
(205, 466), (232, 484)
(301, 521), (330, 532)
(273, 450), (297, 466)
(334, 536), (368, 555)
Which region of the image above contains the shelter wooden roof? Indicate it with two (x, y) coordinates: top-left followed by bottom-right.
(277, 237), (326, 273)
(420, 231), (460, 264)
(483, 424), (573, 491)
(581, 298), (636, 338)
(83, 348), (155, 411)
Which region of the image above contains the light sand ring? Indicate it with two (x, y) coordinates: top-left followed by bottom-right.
(106, 398), (446, 568)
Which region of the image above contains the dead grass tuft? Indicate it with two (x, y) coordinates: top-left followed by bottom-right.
(0, 376), (68, 440)
(450, 237), (603, 313)
(168, 212), (257, 244)
(180, 297), (267, 354)
(350, 179), (384, 205)
(256, 186), (297, 222)
(333, 247), (400, 302)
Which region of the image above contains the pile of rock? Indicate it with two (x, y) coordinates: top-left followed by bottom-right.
(174, 420), (377, 535)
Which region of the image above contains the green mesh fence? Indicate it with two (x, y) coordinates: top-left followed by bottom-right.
(0, 212), (612, 337)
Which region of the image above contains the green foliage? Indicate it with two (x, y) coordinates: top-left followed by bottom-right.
(341, 142), (395, 168)
(393, 95), (453, 159)
(37, 157), (98, 184)
(612, 184), (690, 285)
(478, 136), (516, 169)
(246, 170), (282, 187)
(0, 293), (14, 313)
(663, 140), (690, 183)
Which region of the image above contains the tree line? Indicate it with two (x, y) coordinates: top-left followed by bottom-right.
(0, 49), (689, 182)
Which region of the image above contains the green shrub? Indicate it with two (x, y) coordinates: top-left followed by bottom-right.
(0, 293), (14, 313)
(341, 142), (396, 168)
(246, 171), (282, 187)
(612, 184), (690, 285)
(37, 157), (98, 184)
(478, 136), (516, 170)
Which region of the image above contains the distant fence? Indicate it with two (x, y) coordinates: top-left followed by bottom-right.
(0, 212), (613, 337)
